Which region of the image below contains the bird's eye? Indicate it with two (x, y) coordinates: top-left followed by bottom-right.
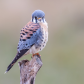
(35, 16), (37, 19)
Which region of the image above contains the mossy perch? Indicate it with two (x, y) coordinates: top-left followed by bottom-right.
(18, 55), (42, 84)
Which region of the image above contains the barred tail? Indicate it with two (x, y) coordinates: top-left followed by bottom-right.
(5, 49), (28, 73)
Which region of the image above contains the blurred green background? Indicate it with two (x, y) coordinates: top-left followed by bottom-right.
(0, 0), (84, 84)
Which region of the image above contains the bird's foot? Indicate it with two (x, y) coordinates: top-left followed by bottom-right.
(32, 53), (41, 58)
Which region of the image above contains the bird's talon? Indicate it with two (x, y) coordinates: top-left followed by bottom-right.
(32, 53), (41, 57)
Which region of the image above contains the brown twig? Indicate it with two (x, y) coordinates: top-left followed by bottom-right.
(18, 55), (42, 84)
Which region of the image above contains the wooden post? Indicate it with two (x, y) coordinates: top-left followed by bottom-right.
(18, 55), (43, 84)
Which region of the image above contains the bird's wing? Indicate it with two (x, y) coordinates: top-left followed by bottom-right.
(17, 21), (43, 52)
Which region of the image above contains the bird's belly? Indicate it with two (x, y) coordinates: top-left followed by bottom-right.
(25, 31), (48, 55)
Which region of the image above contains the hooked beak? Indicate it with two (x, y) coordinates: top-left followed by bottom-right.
(38, 18), (42, 21)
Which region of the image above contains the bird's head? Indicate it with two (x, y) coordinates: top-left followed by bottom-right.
(32, 10), (46, 23)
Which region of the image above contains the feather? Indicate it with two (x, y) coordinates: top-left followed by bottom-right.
(17, 21), (43, 52)
(5, 49), (29, 72)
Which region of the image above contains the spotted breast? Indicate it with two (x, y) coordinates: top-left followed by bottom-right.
(25, 21), (48, 55)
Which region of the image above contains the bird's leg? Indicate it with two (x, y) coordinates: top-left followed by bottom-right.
(32, 53), (41, 58)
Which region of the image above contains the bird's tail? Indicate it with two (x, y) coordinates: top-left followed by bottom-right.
(5, 52), (22, 73)
(5, 49), (28, 73)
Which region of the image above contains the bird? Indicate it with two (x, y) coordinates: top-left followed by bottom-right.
(5, 10), (48, 73)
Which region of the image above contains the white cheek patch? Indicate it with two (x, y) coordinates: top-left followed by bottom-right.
(33, 18), (36, 23)
(32, 18), (46, 23)
(43, 18), (46, 23)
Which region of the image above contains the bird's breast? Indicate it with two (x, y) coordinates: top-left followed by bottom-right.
(25, 22), (48, 54)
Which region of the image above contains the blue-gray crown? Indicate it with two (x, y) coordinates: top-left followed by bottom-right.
(32, 10), (45, 18)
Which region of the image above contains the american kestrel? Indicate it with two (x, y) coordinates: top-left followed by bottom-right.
(5, 10), (48, 73)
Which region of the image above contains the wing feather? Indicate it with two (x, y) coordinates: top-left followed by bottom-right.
(17, 21), (43, 52)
